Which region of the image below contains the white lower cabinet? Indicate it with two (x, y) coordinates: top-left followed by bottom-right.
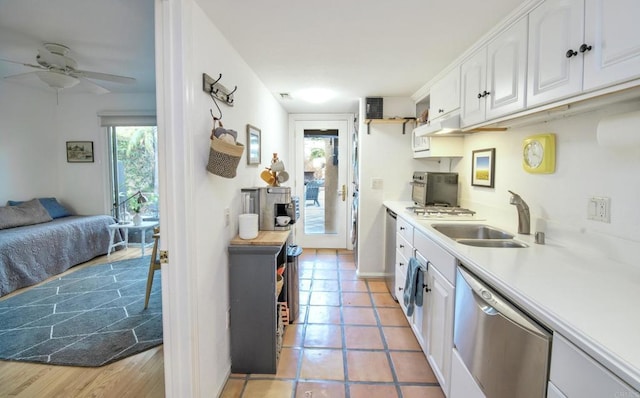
(549, 333), (639, 398)
(450, 348), (485, 398)
(425, 265), (454, 396)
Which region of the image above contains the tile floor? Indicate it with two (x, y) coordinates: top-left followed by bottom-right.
(220, 249), (445, 398)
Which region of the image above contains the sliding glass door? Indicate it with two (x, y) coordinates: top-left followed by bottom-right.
(107, 126), (159, 222)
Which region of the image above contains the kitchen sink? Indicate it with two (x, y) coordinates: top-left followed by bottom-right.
(432, 224), (515, 240)
(455, 239), (528, 248)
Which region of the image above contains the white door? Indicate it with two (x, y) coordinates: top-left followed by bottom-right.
(527, 0), (584, 107)
(583, 0), (640, 90)
(294, 116), (350, 248)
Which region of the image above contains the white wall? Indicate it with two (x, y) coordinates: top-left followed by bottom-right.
(0, 81), (155, 214)
(168, 1), (288, 394)
(357, 97), (442, 276)
(457, 100), (640, 265)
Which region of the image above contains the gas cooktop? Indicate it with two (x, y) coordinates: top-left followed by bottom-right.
(407, 206), (484, 220)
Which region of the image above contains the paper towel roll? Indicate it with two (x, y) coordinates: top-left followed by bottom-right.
(596, 110), (640, 148)
(239, 213), (259, 240)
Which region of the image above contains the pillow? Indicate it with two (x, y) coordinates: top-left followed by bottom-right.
(0, 199), (53, 230)
(7, 197), (73, 219)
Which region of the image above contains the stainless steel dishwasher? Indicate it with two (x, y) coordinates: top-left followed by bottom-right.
(454, 266), (551, 398)
(384, 208), (397, 300)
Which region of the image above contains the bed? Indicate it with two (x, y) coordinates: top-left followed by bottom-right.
(0, 198), (121, 297)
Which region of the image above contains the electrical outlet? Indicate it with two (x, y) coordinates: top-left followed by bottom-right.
(587, 197), (611, 223)
(224, 208), (230, 226)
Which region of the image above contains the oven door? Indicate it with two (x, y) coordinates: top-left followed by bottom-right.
(411, 181), (427, 206)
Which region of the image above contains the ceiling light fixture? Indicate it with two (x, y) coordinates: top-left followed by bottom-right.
(296, 88), (336, 104)
(35, 71), (79, 89)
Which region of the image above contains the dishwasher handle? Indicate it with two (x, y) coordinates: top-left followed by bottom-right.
(458, 267), (550, 339)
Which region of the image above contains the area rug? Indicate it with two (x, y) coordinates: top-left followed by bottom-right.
(0, 256), (162, 367)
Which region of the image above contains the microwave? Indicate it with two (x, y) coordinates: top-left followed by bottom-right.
(411, 171), (459, 207)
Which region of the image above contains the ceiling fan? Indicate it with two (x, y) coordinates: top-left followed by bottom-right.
(1, 43), (136, 94)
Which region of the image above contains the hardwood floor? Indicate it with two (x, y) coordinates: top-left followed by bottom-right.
(0, 248), (165, 398)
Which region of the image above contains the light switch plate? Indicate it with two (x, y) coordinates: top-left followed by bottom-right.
(371, 178), (384, 190)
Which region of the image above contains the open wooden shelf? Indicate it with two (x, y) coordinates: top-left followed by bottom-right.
(365, 117), (416, 134)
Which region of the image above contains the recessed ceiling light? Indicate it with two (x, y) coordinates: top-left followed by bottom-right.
(296, 88), (336, 104)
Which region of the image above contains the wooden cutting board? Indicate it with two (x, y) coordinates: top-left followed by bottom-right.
(230, 230), (290, 246)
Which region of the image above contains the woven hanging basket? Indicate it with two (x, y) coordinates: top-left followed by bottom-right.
(206, 136), (244, 178)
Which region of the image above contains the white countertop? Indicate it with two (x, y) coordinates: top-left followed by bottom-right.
(384, 201), (640, 391)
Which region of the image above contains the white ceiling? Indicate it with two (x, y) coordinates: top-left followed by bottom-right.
(0, 0), (527, 113)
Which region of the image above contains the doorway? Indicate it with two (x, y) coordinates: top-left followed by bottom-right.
(293, 116), (352, 248)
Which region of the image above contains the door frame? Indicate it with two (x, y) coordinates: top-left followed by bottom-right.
(289, 113), (355, 249)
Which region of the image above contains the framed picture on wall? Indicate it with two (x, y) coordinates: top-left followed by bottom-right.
(471, 148), (495, 187)
(66, 141), (94, 163)
(246, 124), (261, 165)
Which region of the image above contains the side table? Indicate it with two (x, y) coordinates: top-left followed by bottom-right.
(108, 221), (160, 257)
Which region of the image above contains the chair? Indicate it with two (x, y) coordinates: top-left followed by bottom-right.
(305, 181), (320, 206)
(144, 226), (161, 309)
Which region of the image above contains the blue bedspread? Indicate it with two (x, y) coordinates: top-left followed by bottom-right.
(0, 215), (121, 297)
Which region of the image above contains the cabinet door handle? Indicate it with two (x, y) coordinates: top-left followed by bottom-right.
(579, 43), (592, 53)
(483, 90), (491, 97)
(424, 284), (431, 293)
(398, 287), (403, 291)
(399, 262), (404, 267)
(438, 108), (444, 113)
(400, 226), (405, 231)
(566, 49), (578, 58)
(399, 244), (404, 249)
(477, 92), (483, 99)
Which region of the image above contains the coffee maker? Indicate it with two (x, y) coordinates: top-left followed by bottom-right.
(241, 187), (297, 230)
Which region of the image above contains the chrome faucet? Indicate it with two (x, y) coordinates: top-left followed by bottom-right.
(508, 190), (530, 235)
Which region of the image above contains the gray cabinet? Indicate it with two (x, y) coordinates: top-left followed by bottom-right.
(228, 231), (289, 374)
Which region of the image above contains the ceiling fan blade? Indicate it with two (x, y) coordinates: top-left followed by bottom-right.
(0, 58), (46, 70)
(76, 76), (110, 95)
(73, 70), (136, 85)
(3, 71), (41, 82)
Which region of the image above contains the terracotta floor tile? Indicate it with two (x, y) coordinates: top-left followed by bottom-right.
(242, 380), (294, 398)
(346, 351), (394, 382)
(275, 347), (300, 378)
(344, 325), (384, 349)
(300, 269), (314, 279)
(293, 305), (308, 324)
(400, 385), (446, 398)
(349, 384), (399, 398)
(376, 307), (408, 326)
(315, 260), (338, 269)
(309, 291), (340, 306)
(307, 305), (341, 324)
(295, 381), (346, 398)
(299, 291), (310, 306)
(341, 292), (372, 307)
(282, 324), (304, 347)
(299, 249), (316, 259)
(317, 249), (337, 256)
(371, 292), (398, 307)
(367, 279), (389, 293)
(339, 269), (358, 280)
(299, 348), (344, 381)
(219, 378), (244, 398)
(338, 261), (356, 270)
(304, 324), (342, 348)
(382, 326), (422, 351)
(312, 279), (340, 292)
(342, 307), (377, 325)
(340, 280), (368, 292)
(389, 351), (438, 383)
(314, 269), (339, 280)
(299, 279), (312, 291)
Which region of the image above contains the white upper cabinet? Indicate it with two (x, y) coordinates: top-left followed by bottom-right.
(583, 0), (640, 90)
(528, 0), (640, 108)
(527, 0), (585, 107)
(461, 17), (528, 127)
(429, 66), (460, 121)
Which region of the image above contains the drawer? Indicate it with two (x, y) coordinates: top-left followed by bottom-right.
(397, 216), (414, 244)
(550, 334), (637, 398)
(414, 229), (457, 285)
(396, 233), (413, 260)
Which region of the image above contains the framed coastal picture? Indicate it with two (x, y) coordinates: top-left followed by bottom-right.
(471, 148), (495, 187)
(66, 141), (94, 163)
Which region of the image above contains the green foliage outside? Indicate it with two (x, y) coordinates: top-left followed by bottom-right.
(116, 126), (158, 216)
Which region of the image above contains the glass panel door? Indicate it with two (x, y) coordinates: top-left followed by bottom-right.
(295, 119), (349, 248)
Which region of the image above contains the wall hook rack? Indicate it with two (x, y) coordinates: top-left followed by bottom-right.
(203, 73), (237, 106)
